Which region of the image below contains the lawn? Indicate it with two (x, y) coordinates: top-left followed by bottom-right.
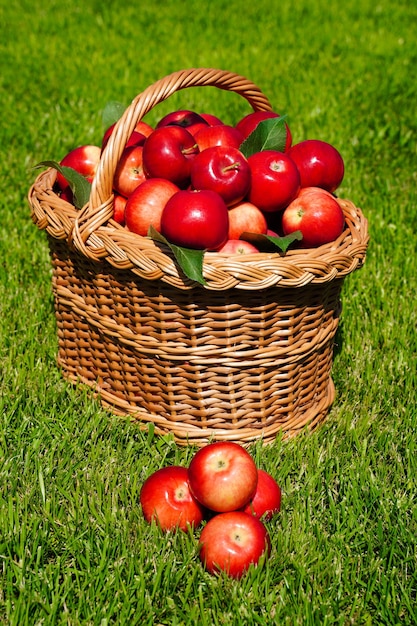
(1, 0), (416, 624)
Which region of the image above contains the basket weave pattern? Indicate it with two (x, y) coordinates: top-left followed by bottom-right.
(29, 69), (369, 445)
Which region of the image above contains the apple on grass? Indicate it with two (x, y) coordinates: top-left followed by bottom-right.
(140, 466), (205, 532)
(247, 150), (300, 213)
(55, 144), (101, 191)
(198, 511), (271, 578)
(142, 125), (199, 188)
(160, 189), (229, 251)
(113, 145), (146, 198)
(241, 469), (282, 521)
(190, 145), (251, 207)
(281, 187), (345, 248)
(187, 441), (258, 512)
(288, 139), (344, 192)
(125, 178), (180, 236)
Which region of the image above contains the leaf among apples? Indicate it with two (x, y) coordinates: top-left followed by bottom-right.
(240, 229), (303, 253)
(102, 100), (126, 130)
(239, 116), (289, 158)
(148, 225), (207, 285)
(35, 160), (91, 209)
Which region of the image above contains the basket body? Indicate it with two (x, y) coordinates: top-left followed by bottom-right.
(29, 68), (369, 446)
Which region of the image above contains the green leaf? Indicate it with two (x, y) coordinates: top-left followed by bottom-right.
(148, 226), (207, 285)
(239, 116), (288, 158)
(102, 100), (126, 130)
(240, 229), (303, 253)
(35, 160), (91, 209)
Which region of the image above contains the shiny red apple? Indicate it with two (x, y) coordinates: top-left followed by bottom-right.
(194, 125), (245, 151)
(288, 139), (344, 192)
(281, 187), (345, 248)
(247, 150), (300, 212)
(160, 189), (229, 250)
(113, 193), (127, 225)
(140, 466), (205, 532)
(142, 126), (199, 188)
(113, 145), (146, 197)
(227, 201), (268, 239)
(190, 145), (251, 207)
(198, 511), (271, 578)
(55, 144), (101, 191)
(188, 441), (258, 512)
(241, 469), (282, 520)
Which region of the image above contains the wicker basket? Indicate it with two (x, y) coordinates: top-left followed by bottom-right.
(29, 68), (369, 446)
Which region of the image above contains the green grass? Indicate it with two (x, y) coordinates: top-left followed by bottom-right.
(1, 0), (417, 623)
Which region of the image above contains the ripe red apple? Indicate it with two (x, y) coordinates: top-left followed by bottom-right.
(55, 144), (101, 191)
(194, 125), (245, 151)
(101, 123), (147, 153)
(281, 188), (345, 248)
(160, 189), (229, 250)
(217, 239), (260, 254)
(288, 139), (344, 192)
(198, 511), (271, 578)
(241, 469), (282, 521)
(188, 441), (258, 512)
(142, 126), (199, 188)
(125, 178), (180, 236)
(227, 201), (268, 239)
(247, 150), (300, 212)
(140, 466), (205, 532)
(113, 145), (146, 197)
(156, 109), (209, 130)
(235, 110), (292, 152)
(134, 120), (154, 137)
(190, 146), (251, 207)
(199, 112), (225, 126)
(113, 193), (127, 225)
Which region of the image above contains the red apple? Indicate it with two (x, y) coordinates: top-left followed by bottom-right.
(281, 188), (345, 248)
(217, 240), (260, 254)
(288, 139), (344, 192)
(125, 178), (180, 236)
(113, 193), (127, 225)
(199, 112), (225, 126)
(134, 120), (154, 137)
(142, 126), (199, 188)
(247, 150), (300, 212)
(235, 110), (292, 152)
(241, 469), (281, 521)
(101, 123), (147, 153)
(227, 201), (268, 239)
(194, 125), (245, 151)
(160, 189), (229, 250)
(190, 146), (251, 207)
(55, 144), (101, 191)
(198, 511), (271, 578)
(188, 441), (258, 512)
(156, 109), (209, 130)
(140, 466), (205, 532)
(113, 145), (146, 197)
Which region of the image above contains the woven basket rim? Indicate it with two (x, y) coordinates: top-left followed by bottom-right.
(28, 68), (369, 291)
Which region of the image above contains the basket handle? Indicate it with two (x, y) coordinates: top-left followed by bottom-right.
(72, 68), (273, 248)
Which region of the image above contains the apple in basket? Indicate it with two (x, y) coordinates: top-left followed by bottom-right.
(155, 109), (209, 137)
(227, 200), (268, 240)
(55, 144), (101, 192)
(190, 145), (251, 207)
(113, 145), (147, 198)
(281, 186), (345, 248)
(187, 441), (258, 512)
(247, 150), (300, 213)
(142, 125), (200, 188)
(194, 124), (245, 151)
(198, 511), (271, 578)
(288, 139), (345, 193)
(125, 178), (180, 236)
(140, 466), (205, 532)
(160, 189), (229, 251)
(235, 110), (293, 152)
(217, 239), (260, 254)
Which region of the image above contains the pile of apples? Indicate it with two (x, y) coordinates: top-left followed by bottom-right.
(139, 441), (282, 579)
(54, 107), (347, 253)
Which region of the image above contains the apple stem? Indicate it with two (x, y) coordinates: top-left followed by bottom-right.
(223, 162), (240, 173)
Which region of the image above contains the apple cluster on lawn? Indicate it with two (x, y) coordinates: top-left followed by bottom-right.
(139, 441), (282, 579)
(54, 107), (346, 254)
